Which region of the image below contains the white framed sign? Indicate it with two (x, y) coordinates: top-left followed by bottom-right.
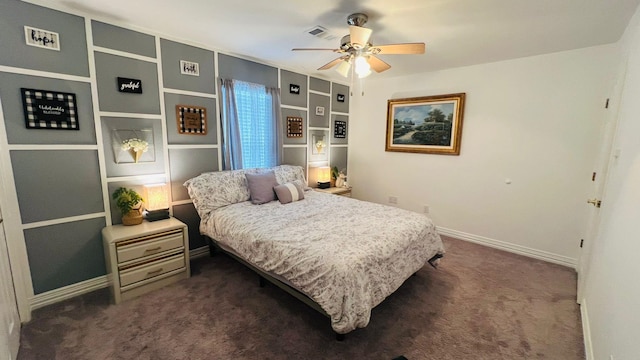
(180, 60), (200, 76)
(24, 26), (60, 51)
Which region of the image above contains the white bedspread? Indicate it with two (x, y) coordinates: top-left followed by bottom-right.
(200, 191), (444, 334)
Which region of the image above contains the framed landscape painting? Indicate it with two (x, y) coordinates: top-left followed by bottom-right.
(386, 93), (466, 155)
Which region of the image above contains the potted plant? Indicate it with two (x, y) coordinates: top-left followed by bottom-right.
(112, 187), (144, 225)
(330, 166), (339, 187)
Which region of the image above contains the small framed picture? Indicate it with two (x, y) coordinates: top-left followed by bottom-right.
(334, 120), (347, 138)
(337, 94), (345, 102)
(117, 77), (143, 94)
(315, 106), (325, 116)
(289, 84), (300, 94)
(286, 116), (303, 138)
(24, 26), (60, 51)
(180, 60), (200, 76)
(176, 105), (207, 135)
(21, 88), (79, 130)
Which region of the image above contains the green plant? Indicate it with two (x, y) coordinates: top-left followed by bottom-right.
(112, 187), (143, 214)
(331, 166), (340, 180)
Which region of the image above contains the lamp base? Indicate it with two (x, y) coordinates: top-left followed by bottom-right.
(144, 209), (170, 222)
(318, 182), (330, 189)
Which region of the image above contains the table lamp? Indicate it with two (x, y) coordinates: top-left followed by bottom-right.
(143, 183), (170, 221)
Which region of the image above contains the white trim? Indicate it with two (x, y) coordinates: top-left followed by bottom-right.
(167, 144), (218, 150)
(0, 97), (35, 322)
(7, 144), (98, 151)
(106, 174), (167, 183)
(189, 246), (209, 259)
(29, 275), (108, 311)
(155, 36), (173, 218)
(172, 199), (193, 206)
(437, 226), (578, 268)
(214, 52), (223, 171)
(93, 46), (157, 63)
(21, 213), (106, 230)
(98, 111), (162, 120)
(0, 65), (90, 83)
(309, 127), (330, 131)
(85, 17), (112, 226)
(283, 144), (307, 148)
(580, 300), (594, 360)
(163, 88), (216, 99)
(330, 144), (348, 148)
(331, 111), (349, 116)
(280, 104), (308, 111)
(309, 89), (330, 96)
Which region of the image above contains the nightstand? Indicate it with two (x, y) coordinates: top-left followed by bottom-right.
(314, 186), (352, 197)
(102, 217), (190, 304)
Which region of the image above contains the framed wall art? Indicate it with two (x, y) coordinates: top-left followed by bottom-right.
(24, 26), (60, 51)
(334, 120), (346, 138)
(111, 128), (155, 164)
(180, 60), (200, 76)
(386, 93), (466, 155)
(286, 116), (303, 138)
(176, 105), (207, 135)
(289, 84), (300, 94)
(21, 88), (79, 130)
(117, 77), (143, 93)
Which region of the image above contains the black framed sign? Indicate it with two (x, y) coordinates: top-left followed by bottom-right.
(334, 120), (347, 138)
(337, 94), (345, 102)
(176, 105), (207, 135)
(21, 88), (79, 130)
(289, 84), (300, 94)
(117, 77), (143, 94)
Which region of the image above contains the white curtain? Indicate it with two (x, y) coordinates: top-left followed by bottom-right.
(219, 78), (283, 170)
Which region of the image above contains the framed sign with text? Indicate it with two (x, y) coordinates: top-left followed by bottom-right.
(117, 77), (143, 94)
(21, 88), (79, 130)
(176, 105), (207, 135)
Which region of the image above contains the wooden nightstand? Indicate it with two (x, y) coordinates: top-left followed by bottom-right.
(314, 187), (352, 197)
(102, 217), (190, 304)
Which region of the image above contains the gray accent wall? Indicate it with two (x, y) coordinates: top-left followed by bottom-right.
(0, 1), (89, 77)
(169, 148), (219, 202)
(92, 20), (156, 58)
(280, 70), (308, 108)
(10, 150), (103, 224)
(0, 73), (96, 145)
(25, 217), (106, 294)
(160, 39), (216, 94)
(332, 83), (350, 113)
(94, 52), (160, 114)
(0, 1), (350, 300)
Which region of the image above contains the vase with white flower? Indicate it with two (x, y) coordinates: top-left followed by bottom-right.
(315, 139), (326, 154)
(121, 138), (149, 163)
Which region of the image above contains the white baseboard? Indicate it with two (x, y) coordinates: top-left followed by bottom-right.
(29, 247), (212, 313)
(29, 275), (108, 312)
(436, 227), (578, 268)
(580, 299), (594, 360)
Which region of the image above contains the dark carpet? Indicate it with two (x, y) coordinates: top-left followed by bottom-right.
(18, 236), (585, 359)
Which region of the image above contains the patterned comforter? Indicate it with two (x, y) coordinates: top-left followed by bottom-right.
(200, 190), (445, 334)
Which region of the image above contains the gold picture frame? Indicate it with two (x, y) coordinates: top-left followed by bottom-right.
(386, 93), (466, 155)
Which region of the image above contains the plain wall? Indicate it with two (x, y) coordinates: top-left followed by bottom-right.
(349, 44), (616, 263)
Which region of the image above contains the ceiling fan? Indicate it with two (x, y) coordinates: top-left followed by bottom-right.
(292, 13), (425, 78)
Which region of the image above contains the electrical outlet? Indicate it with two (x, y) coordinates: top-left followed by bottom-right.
(388, 196), (398, 204)
(423, 205), (430, 214)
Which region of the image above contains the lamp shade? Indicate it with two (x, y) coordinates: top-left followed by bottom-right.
(143, 183), (169, 211)
(317, 167), (331, 183)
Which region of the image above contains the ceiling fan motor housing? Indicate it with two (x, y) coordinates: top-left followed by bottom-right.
(347, 13), (369, 27)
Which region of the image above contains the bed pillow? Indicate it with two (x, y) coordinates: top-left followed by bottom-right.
(184, 170), (251, 218)
(274, 182), (305, 204)
(245, 171), (278, 204)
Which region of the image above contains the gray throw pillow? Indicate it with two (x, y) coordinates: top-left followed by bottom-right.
(245, 171), (278, 204)
(274, 182), (305, 204)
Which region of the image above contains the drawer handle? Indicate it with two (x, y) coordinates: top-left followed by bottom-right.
(147, 268), (163, 276)
(144, 247), (162, 253)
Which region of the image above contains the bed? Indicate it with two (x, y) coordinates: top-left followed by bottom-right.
(184, 165), (445, 338)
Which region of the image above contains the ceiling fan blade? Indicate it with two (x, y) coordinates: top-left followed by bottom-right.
(367, 55), (391, 73)
(349, 25), (373, 48)
(372, 43), (425, 55)
(318, 57), (347, 70)
(292, 48), (340, 52)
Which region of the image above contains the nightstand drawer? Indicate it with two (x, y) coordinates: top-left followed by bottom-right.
(119, 253), (185, 288)
(116, 230), (183, 263)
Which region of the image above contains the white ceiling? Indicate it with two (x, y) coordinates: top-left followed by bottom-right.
(40, 0), (640, 81)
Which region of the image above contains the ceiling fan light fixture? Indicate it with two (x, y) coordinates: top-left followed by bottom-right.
(336, 60), (352, 77)
(355, 56), (371, 77)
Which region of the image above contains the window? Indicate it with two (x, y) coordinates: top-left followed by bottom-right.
(219, 79), (282, 170)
